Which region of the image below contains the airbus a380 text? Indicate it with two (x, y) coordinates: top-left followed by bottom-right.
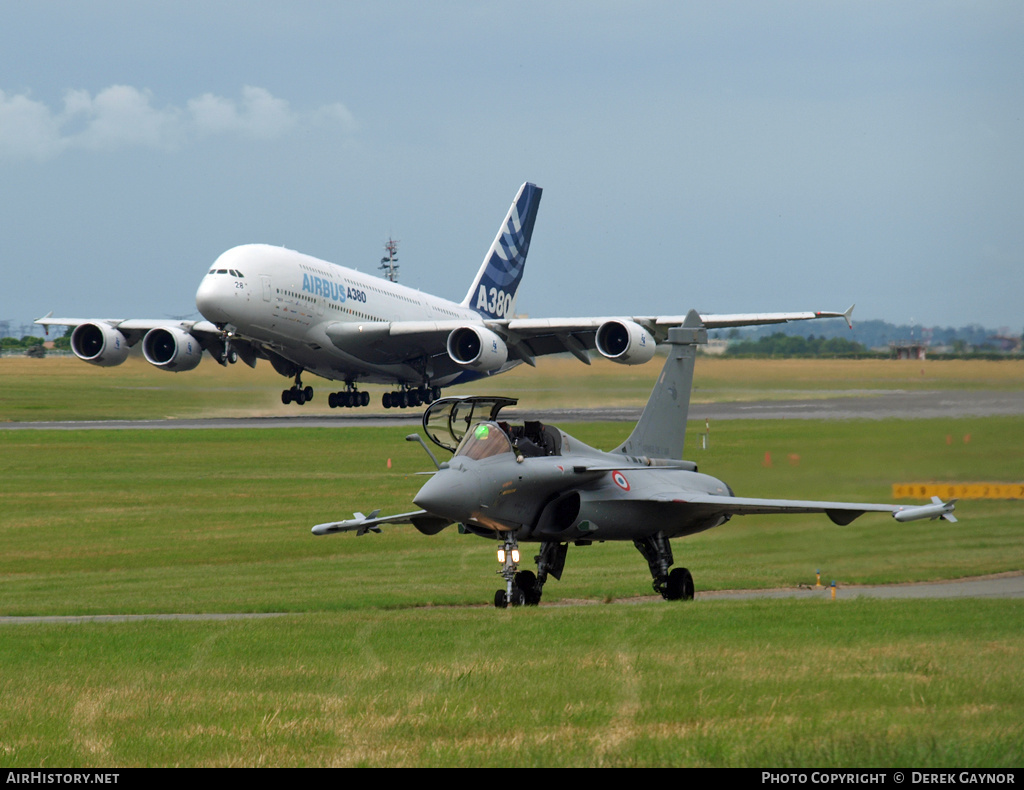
(37, 183), (854, 409)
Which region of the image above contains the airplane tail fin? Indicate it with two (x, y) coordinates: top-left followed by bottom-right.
(614, 310), (706, 461)
(461, 182), (542, 319)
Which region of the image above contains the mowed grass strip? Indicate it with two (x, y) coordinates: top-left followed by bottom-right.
(0, 601), (1021, 767)
(1, 417), (1021, 615)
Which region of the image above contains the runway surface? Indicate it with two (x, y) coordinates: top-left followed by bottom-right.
(3, 389), (1021, 430)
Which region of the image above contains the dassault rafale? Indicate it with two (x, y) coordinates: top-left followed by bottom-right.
(38, 182), (852, 409)
(312, 310), (956, 606)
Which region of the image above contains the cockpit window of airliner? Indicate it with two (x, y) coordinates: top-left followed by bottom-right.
(454, 422), (514, 461)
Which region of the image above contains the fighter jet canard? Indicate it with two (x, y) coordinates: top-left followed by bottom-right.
(37, 181), (853, 410)
(313, 310), (957, 608)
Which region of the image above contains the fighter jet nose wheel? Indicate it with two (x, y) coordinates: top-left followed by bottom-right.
(494, 588), (526, 608)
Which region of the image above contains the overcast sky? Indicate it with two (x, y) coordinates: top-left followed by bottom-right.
(2, 1), (1021, 337)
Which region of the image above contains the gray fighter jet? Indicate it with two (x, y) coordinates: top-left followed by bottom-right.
(313, 310), (956, 607)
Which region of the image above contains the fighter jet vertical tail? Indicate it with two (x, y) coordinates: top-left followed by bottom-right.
(461, 182), (542, 320)
(615, 310), (707, 460)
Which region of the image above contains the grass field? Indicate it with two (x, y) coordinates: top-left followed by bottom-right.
(1, 356), (1022, 767)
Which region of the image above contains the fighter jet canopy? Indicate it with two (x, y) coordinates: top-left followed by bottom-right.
(422, 396), (518, 453)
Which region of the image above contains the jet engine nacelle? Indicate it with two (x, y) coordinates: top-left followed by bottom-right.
(142, 327), (204, 372)
(446, 325), (508, 372)
(70, 322), (130, 367)
(595, 319), (656, 365)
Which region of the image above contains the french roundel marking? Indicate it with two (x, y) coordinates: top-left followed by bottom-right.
(612, 471), (630, 491)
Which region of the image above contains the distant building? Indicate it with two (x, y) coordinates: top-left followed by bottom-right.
(890, 341), (927, 360)
(702, 338), (729, 356)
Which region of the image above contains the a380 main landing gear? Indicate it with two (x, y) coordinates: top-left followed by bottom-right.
(382, 385), (441, 410)
(280, 377), (435, 409)
(328, 386), (370, 409)
(281, 372), (313, 405)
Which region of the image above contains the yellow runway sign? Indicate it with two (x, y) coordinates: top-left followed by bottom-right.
(893, 483), (1024, 500)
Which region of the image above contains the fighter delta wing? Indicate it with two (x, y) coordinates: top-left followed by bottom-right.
(312, 311), (955, 607)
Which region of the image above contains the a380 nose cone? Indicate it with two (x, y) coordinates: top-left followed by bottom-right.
(195, 276), (230, 323)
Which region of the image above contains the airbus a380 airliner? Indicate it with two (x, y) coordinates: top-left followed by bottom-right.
(37, 183), (854, 409)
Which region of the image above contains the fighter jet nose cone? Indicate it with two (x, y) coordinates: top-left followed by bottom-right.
(414, 471), (476, 522)
(412, 476), (447, 515)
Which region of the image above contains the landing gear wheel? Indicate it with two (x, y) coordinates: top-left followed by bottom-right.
(665, 567), (695, 601)
(283, 372), (312, 406)
(494, 590), (508, 609)
(515, 570), (541, 606)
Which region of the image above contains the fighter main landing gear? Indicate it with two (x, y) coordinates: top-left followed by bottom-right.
(634, 533), (695, 600)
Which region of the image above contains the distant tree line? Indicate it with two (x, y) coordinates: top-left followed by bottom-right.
(717, 319), (1022, 353)
(723, 333), (873, 358)
(0, 335), (69, 357)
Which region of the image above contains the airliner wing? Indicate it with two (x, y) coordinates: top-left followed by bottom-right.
(324, 306), (855, 370)
(507, 307), (854, 333)
(36, 314), (223, 344)
(34, 314), (258, 367)
(488, 306), (855, 364)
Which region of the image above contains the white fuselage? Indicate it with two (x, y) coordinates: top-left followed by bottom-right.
(194, 244), (487, 386)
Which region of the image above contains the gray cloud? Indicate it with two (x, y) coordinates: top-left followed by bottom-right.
(0, 86), (355, 161)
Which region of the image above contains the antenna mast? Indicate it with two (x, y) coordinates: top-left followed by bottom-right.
(379, 237), (400, 282)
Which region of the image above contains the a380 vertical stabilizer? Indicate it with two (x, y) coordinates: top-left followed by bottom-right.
(462, 182), (542, 320)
